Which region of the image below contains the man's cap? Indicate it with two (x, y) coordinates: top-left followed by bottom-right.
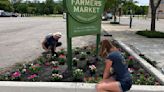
(53, 32), (62, 38)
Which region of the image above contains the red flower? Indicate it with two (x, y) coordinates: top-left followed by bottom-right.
(12, 71), (21, 78)
(59, 55), (65, 58)
(53, 66), (59, 69)
(45, 62), (50, 66)
(128, 56), (135, 60)
(60, 48), (65, 51)
(28, 74), (37, 80)
(35, 64), (40, 67)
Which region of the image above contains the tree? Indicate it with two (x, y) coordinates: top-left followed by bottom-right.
(14, 3), (28, 13)
(0, 0), (13, 12)
(54, 0), (63, 14)
(44, 0), (54, 15)
(150, 0), (162, 31)
(105, 0), (120, 22)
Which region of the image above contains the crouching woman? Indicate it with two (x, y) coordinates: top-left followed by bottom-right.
(96, 40), (132, 92)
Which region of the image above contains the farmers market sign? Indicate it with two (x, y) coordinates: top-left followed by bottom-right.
(64, 0), (105, 71)
(65, 0), (105, 37)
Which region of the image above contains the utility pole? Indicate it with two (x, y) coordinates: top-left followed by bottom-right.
(129, 9), (133, 28)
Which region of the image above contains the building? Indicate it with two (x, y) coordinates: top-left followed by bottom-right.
(11, 0), (21, 4)
(148, 0), (164, 19)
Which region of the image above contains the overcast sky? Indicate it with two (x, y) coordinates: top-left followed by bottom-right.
(135, 0), (149, 5)
(27, 0), (149, 6)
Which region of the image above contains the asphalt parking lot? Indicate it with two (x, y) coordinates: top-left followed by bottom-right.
(0, 17), (96, 68)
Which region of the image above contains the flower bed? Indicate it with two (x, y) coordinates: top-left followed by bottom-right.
(0, 42), (161, 85)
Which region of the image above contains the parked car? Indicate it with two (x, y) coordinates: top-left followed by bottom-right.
(0, 10), (18, 17)
(63, 13), (66, 19)
(11, 13), (18, 17)
(0, 11), (12, 17)
(102, 13), (113, 21)
(0, 10), (4, 14)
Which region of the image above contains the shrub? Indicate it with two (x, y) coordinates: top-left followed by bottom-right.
(73, 69), (84, 81)
(58, 55), (66, 65)
(28, 63), (41, 73)
(51, 74), (63, 81)
(110, 22), (120, 24)
(136, 30), (164, 38)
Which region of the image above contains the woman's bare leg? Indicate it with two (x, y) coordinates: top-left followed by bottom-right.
(99, 77), (115, 83)
(96, 81), (122, 92)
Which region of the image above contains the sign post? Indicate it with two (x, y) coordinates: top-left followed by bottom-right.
(65, 0), (106, 71)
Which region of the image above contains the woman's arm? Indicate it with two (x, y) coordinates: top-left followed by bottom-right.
(42, 39), (48, 51)
(103, 59), (112, 80)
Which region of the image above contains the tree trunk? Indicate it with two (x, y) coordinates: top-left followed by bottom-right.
(150, 0), (162, 31)
(151, 10), (156, 31)
(114, 0), (117, 22)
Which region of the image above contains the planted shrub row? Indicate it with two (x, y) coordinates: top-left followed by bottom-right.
(136, 30), (164, 38)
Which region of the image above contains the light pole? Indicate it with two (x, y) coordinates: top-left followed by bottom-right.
(129, 8), (133, 28)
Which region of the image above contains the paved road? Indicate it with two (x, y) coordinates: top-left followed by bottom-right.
(0, 17), (96, 69)
(119, 16), (164, 32)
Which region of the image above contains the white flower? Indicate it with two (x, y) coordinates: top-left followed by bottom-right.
(128, 68), (134, 73)
(22, 69), (27, 72)
(59, 75), (63, 78)
(73, 58), (79, 61)
(30, 63), (34, 66)
(23, 64), (27, 68)
(89, 65), (96, 71)
(51, 61), (58, 65)
(52, 74), (63, 79)
(76, 69), (83, 72)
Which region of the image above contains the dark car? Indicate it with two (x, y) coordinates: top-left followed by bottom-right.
(11, 13), (18, 17)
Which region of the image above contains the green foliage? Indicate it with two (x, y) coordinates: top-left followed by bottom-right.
(14, 3), (28, 13)
(11, 0), (63, 15)
(122, 1), (148, 15)
(54, 0), (63, 14)
(136, 30), (164, 38)
(110, 22), (120, 24)
(51, 74), (63, 81)
(73, 69), (84, 81)
(29, 64), (41, 73)
(44, 0), (54, 15)
(0, 0), (13, 11)
(104, 0), (116, 11)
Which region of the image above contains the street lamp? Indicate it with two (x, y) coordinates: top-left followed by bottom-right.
(128, 8), (133, 28)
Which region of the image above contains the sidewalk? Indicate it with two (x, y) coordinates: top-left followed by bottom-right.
(102, 21), (164, 73)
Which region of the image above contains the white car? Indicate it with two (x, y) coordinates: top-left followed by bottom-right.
(63, 13), (66, 19)
(102, 13), (113, 21)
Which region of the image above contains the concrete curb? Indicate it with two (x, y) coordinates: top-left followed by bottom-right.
(102, 30), (164, 84)
(0, 81), (164, 92)
(115, 40), (164, 85)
